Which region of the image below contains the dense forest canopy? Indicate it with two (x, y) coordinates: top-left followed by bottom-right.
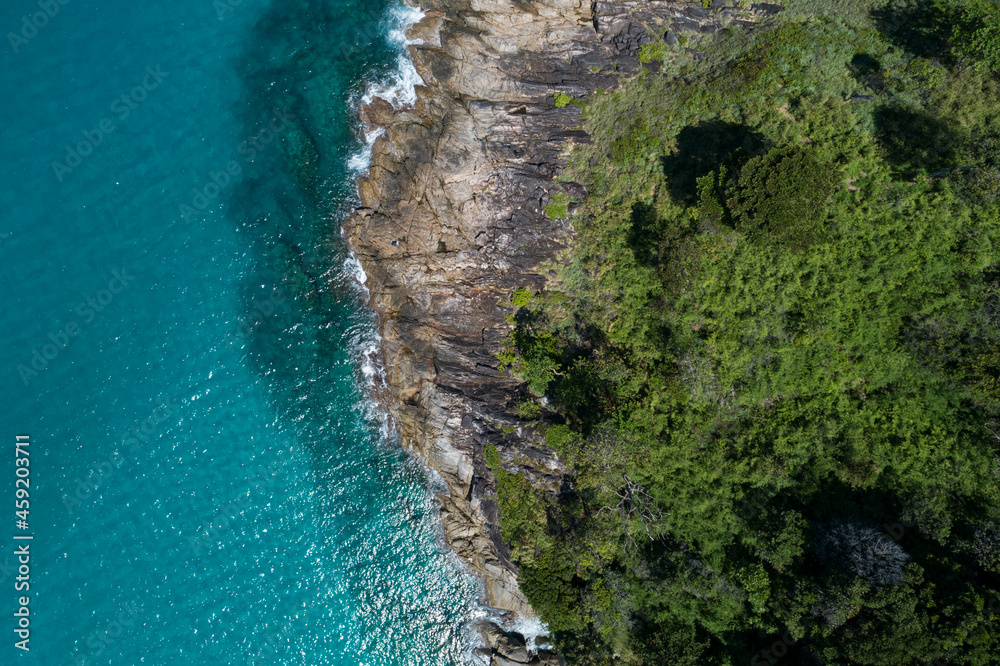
(489, 0), (1000, 663)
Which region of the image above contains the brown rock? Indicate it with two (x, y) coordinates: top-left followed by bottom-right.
(359, 96), (396, 131)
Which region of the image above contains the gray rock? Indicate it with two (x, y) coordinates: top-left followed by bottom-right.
(535, 650), (561, 665)
(495, 632), (529, 662)
(753, 3), (785, 16)
(491, 656), (526, 666)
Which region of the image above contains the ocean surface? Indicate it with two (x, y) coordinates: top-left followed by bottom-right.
(0, 1), (488, 663)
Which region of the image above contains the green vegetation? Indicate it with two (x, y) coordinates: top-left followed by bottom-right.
(555, 92), (573, 108)
(493, 0), (1000, 663)
(951, 0), (1000, 73)
(545, 191), (572, 221)
(639, 41), (670, 65)
(485, 443), (546, 548)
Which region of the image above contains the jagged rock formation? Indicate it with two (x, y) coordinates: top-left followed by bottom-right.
(343, 0), (777, 649)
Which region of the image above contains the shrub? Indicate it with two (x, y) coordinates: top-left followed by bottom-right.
(545, 191), (571, 220)
(483, 444), (544, 548)
(726, 144), (837, 249)
(498, 288), (564, 396)
(973, 522), (1000, 572)
(639, 42), (670, 64)
(544, 424), (577, 455)
(511, 287), (533, 309)
(611, 119), (660, 165)
(515, 399), (543, 419)
(696, 169), (730, 227)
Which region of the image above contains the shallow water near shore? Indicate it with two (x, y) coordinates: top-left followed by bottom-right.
(0, 0), (486, 663)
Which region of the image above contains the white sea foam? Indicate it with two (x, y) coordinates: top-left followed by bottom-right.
(347, 318), (392, 440)
(346, 126), (385, 173)
(360, 51), (424, 110)
(343, 246), (390, 439)
(357, 4), (426, 111)
(343, 249), (369, 289)
(472, 609), (552, 657)
(343, 1), (422, 398)
(387, 4), (426, 47)
(370, 4), (427, 109)
(346, 3), (426, 175)
(508, 616), (552, 654)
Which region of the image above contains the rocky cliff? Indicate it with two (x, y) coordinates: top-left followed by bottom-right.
(344, 0), (773, 661)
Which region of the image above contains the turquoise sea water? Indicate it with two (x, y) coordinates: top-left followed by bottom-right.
(0, 1), (486, 664)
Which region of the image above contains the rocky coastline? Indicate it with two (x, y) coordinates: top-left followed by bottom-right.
(344, 2), (774, 662)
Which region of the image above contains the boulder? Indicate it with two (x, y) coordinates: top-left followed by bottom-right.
(495, 632), (529, 663)
(359, 97), (396, 130)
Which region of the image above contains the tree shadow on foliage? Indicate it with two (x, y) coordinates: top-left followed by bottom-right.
(874, 105), (962, 175)
(871, 0), (956, 64)
(628, 201), (662, 267)
(849, 53), (886, 92)
(661, 120), (766, 205)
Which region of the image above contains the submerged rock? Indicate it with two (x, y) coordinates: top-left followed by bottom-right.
(279, 113), (321, 199)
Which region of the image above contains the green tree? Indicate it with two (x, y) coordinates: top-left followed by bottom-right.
(726, 144), (838, 249)
(953, 0), (1000, 73)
